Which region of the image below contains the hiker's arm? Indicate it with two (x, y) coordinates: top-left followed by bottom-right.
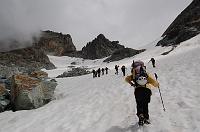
(125, 75), (134, 86)
(147, 73), (159, 87)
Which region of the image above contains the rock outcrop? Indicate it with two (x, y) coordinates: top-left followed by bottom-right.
(0, 45), (57, 112)
(157, 0), (200, 46)
(36, 30), (76, 56)
(0, 47), (55, 78)
(103, 48), (145, 62)
(80, 34), (124, 59)
(67, 34), (143, 61)
(56, 67), (91, 78)
(11, 73), (57, 111)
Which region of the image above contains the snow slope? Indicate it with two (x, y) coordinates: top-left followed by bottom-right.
(0, 35), (200, 132)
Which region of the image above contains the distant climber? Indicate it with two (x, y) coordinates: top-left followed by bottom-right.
(92, 69), (96, 78)
(97, 68), (101, 77)
(148, 58), (156, 68)
(101, 68), (105, 75)
(121, 65), (126, 76)
(105, 67), (109, 74)
(115, 65), (119, 75)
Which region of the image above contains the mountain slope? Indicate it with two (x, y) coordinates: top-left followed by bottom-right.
(0, 35), (200, 132)
(157, 0), (200, 46)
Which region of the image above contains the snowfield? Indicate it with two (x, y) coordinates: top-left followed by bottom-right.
(0, 34), (200, 132)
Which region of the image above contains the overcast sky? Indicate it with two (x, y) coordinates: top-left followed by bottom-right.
(0, 0), (193, 50)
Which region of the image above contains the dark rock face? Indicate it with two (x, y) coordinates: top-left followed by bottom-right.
(0, 65), (20, 79)
(157, 0), (200, 46)
(0, 47), (55, 76)
(36, 30), (76, 56)
(103, 48), (145, 62)
(81, 34), (124, 59)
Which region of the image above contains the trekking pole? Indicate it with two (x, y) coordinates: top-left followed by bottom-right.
(154, 73), (166, 111)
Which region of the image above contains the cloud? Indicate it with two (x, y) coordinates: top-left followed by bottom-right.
(0, 0), (193, 51)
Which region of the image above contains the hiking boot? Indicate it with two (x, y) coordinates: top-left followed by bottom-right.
(144, 118), (150, 124)
(138, 114), (144, 126)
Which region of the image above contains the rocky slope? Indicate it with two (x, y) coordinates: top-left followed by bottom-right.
(0, 47), (55, 78)
(0, 42), (57, 112)
(157, 0), (200, 46)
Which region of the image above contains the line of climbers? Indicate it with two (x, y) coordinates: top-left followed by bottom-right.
(115, 65), (127, 76)
(92, 64), (127, 78)
(93, 58), (155, 78)
(92, 67), (109, 78)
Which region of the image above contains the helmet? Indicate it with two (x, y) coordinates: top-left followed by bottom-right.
(136, 76), (147, 85)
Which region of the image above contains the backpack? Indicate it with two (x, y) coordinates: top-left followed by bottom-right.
(132, 61), (148, 86)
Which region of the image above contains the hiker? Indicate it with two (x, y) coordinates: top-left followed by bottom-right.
(92, 69), (96, 78)
(115, 65), (119, 75)
(148, 58), (156, 68)
(101, 68), (105, 75)
(105, 67), (108, 74)
(125, 60), (159, 125)
(97, 68), (101, 77)
(95, 70), (98, 77)
(121, 65), (126, 76)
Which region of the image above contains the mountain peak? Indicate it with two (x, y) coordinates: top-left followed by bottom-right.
(97, 34), (106, 40)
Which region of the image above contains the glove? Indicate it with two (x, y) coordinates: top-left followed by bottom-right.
(131, 83), (135, 87)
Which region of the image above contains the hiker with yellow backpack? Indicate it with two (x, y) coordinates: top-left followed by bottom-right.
(125, 60), (159, 126)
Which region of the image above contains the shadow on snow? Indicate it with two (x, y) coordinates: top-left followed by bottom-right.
(106, 123), (140, 132)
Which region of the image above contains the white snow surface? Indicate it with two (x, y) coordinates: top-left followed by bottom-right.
(1, 34), (200, 132)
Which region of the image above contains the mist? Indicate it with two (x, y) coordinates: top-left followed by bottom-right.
(0, 0), (193, 51)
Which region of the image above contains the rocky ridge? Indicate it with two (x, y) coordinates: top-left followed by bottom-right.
(157, 0), (200, 46)
(81, 34), (125, 59)
(35, 30), (76, 56)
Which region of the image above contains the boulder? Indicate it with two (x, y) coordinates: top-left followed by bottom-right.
(30, 71), (48, 79)
(11, 74), (43, 110)
(11, 74), (57, 110)
(41, 79), (57, 104)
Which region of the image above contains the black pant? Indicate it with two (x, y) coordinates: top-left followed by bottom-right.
(152, 62), (155, 67)
(134, 87), (151, 119)
(122, 70), (125, 76)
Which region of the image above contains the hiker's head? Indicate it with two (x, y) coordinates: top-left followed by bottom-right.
(133, 60), (144, 68)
